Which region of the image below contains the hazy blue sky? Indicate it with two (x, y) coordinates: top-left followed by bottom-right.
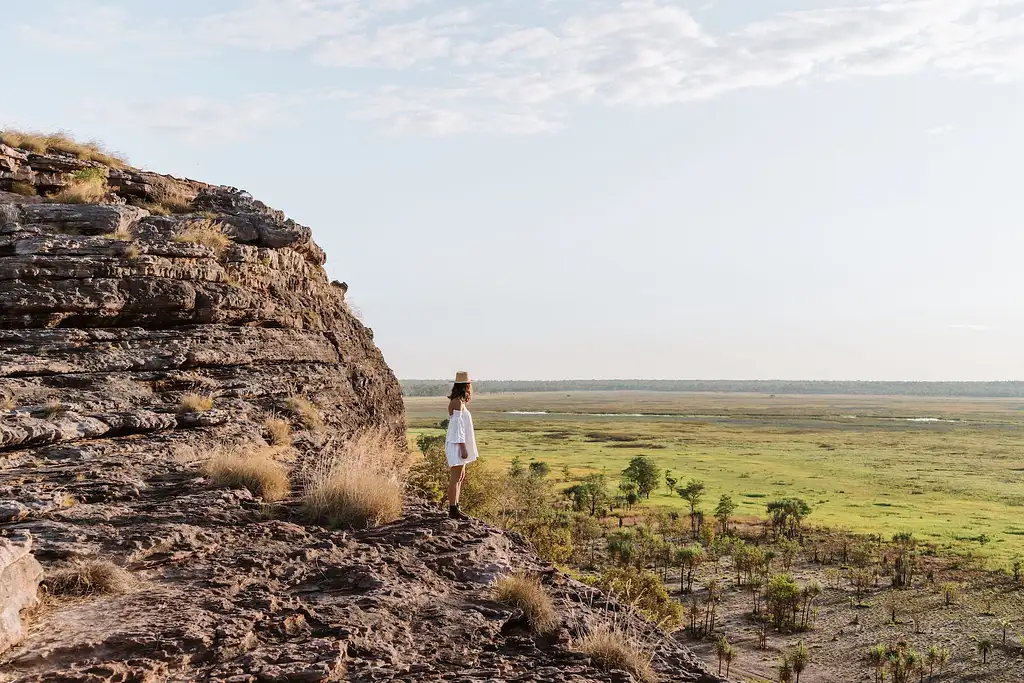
(3, 1), (1023, 381)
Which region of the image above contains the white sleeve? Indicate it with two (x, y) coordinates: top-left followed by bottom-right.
(447, 412), (466, 443)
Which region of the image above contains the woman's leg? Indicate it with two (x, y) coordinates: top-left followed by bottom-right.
(448, 465), (465, 505)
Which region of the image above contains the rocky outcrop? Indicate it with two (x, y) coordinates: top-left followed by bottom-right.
(0, 532), (41, 654)
(0, 144), (718, 682)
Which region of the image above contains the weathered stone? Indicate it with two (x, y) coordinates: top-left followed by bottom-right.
(0, 531), (43, 654)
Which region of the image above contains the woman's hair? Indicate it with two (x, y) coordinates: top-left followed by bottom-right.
(448, 383), (472, 402)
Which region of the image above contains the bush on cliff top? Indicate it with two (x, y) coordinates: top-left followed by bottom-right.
(1, 129), (126, 168)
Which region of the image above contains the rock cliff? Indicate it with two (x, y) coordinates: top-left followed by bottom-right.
(0, 142), (719, 682)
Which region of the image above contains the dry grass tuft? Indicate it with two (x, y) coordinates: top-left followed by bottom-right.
(203, 445), (292, 502)
(9, 181), (37, 196)
(124, 242), (141, 260)
(265, 417), (293, 445)
(52, 173), (107, 204)
(495, 574), (560, 633)
(172, 219), (231, 256)
(42, 399), (66, 419)
(1, 391), (15, 411)
(282, 395), (324, 431)
(106, 225), (133, 241)
(574, 625), (657, 683)
(177, 393), (214, 413)
(0, 129), (126, 167)
(43, 560), (135, 597)
(302, 430), (407, 529)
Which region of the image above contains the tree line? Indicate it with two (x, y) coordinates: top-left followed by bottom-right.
(401, 379), (1024, 398)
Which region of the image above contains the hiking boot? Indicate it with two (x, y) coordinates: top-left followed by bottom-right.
(449, 504), (470, 521)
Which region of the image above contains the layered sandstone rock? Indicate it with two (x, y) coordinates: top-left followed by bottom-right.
(0, 144), (720, 682)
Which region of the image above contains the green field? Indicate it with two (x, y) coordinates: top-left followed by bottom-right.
(407, 391), (1024, 563)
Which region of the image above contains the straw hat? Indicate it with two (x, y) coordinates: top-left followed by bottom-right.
(454, 371), (473, 384)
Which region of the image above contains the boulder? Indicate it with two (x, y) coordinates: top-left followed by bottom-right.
(0, 531), (43, 654)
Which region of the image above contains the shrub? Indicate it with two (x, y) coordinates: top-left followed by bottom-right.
(9, 181), (37, 196)
(42, 399), (66, 419)
(124, 243), (141, 260)
(282, 395), (323, 430)
(265, 417), (292, 445)
(302, 430), (406, 529)
(203, 445), (291, 502)
(178, 393), (214, 413)
(574, 624), (656, 683)
(44, 560), (134, 596)
(172, 219), (231, 256)
(494, 573), (559, 633)
(597, 566), (684, 629)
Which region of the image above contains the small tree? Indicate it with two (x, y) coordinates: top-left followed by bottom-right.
(675, 543), (706, 593)
(528, 461), (551, 478)
(940, 582), (959, 606)
(926, 644), (940, 682)
(714, 636), (729, 675)
(1000, 619), (1012, 646)
(866, 643), (887, 683)
(778, 655), (793, 683)
(723, 641), (736, 677)
(677, 479), (706, 537)
(766, 574), (801, 632)
(665, 469), (678, 495)
(715, 494), (737, 534)
(977, 637), (993, 664)
(791, 641), (809, 683)
(622, 456), (660, 499)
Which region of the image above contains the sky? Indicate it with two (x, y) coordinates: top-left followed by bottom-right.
(3, 1), (1024, 381)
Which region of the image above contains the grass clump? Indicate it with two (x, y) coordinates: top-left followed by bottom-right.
(302, 431), (406, 529)
(9, 181), (37, 196)
(52, 168), (108, 205)
(265, 417), (293, 445)
(43, 560), (135, 597)
(0, 129), (126, 167)
(574, 625), (657, 683)
(1, 391), (15, 411)
(494, 573), (560, 633)
(177, 393), (214, 413)
(203, 445), (291, 502)
(172, 219), (231, 256)
(283, 395), (324, 431)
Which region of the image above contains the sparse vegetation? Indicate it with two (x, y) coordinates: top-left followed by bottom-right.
(302, 430), (406, 529)
(43, 559), (134, 596)
(172, 219), (232, 256)
(202, 445), (291, 502)
(264, 417), (292, 445)
(494, 573), (559, 633)
(9, 181), (37, 196)
(52, 168), (109, 204)
(0, 129), (126, 167)
(124, 242), (141, 260)
(42, 399), (66, 419)
(573, 624), (656, 683)
(282, 395), (323, 430)
(177, 393), (214, 413)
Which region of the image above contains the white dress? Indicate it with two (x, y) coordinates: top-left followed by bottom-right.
(445, 407), (479, 467)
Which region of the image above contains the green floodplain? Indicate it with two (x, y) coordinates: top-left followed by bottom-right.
(406, 391), (1024, 564)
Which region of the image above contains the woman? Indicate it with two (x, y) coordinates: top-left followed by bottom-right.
(445, 371), (478, 520)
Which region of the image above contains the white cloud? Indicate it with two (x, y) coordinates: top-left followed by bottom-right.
(17, 0), (1024, 136)
(85, 94), (303, 143)
(929, 124), (956, 135)
(949, 323), (993, 331)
